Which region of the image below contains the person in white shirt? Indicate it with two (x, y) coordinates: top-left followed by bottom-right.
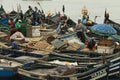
(75, 19), (85, 43)
(10, 28), (25, 42)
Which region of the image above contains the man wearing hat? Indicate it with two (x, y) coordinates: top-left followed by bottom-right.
(15, 19), (22, 29)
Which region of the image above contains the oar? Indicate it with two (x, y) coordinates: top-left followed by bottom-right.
(62, 5), (65, 13)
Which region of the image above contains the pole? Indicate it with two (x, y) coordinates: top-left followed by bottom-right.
(62, 5), (65, 13)
(37, 2), (44, 13)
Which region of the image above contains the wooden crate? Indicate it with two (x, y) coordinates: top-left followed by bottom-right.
(97, 45), (115, 54)
(26, 26), (40, 37)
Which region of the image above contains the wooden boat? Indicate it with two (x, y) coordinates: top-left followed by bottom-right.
(47, 13), (76, 27)
(108, 19), (120, 35)
(0, 55), (22, 80)
(0, 36), (119, 65)
(18, 54), (120, 80)
(0, 48), (45, 60)
(110, 34), (120, 43)
(0, 45), (119, 80)
(0, 41), (119, 80)
(108, 56), (120, 79)
(9, 10), (18, 18)
(80, 11), (120, 42)
(105, 18), (120, 43)
(0, 5), (6, 16)
(41, 51), (119, 66)
(0, 37), (118, 65)
(0, 22), (10, 33)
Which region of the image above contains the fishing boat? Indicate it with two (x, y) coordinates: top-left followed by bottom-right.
(41, 51), (120, 66)
(0, 55), (22, 80)
(0, 22), (10, 34)
(107, 19), (120, 35)
(108, 56), (120, 80)
(78, 55), (120, 80)
(0, 33), (119, 80)
(0, 35), (119, 65)
(17, 53), (120, 80)
(9, 10), (18, 18)
(105, 18), (120, 43)
(0, 5), (6, 17)
(0, 46), (119, 80)
(0, 48), (45, 60)
(0, 47), (46, 79)
(79, 9), (120, 43)
(17, 57), (92, 80)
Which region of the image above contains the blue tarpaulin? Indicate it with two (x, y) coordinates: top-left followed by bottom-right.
(91, 24), (117, 36)
(0, 18), (9, 25)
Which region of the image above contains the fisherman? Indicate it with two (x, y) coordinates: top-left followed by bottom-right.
(31, 10), (36, 25)
(81, 6), (89, 25)
(8, 18), (15, 28)
(19, 10), (24, 20)
(87, 37), (96, 51)
(8, 18), (17, 36)
(15, 19), (22, 29)
(41, 10), (45, 21)
(82, 15), (89, 24)
(75, 19), (85, 43)
(11, 40), (19, 49)
(61, 16), (69, 34)
(10, 28), (25, 49)
(56, 15), (69, 35)
(26, 5), (33, 17)
(10, 28), (25, 42)
(34, 7), (40, 24)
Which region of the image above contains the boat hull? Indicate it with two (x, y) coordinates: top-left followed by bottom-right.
(0, 75), (18, 80)
(0, 69), (17, 77)
(0, 68), (19, 80)
(19, 75), (39, 80)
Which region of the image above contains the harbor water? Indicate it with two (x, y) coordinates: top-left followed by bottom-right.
(0, 0), (120, 23)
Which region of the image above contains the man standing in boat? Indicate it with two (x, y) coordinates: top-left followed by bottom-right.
(10, 28), (25, 49)
(75, 19), (85, 43)
(81, 6), (89, 25)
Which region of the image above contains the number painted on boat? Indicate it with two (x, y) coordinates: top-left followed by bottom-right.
(90, 69), (107, 80)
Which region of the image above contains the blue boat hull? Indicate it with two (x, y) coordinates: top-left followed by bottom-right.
(0, 67), (19, 80)
(0, 70), (19, 80)
(0, 69), (17, 77)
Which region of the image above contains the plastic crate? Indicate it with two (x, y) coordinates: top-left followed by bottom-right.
(97, 45), (115, 54)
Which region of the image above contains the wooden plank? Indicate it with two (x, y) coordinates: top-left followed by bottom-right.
(51, 39), (66, 49)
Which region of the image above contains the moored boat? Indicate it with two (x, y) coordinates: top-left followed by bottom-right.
(41, 51), (120, 65)
(108, 56), (120, 79)
(0, 55), (22, 80)
(0, 5), (6, 17)
(17, 53), (120, 80)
